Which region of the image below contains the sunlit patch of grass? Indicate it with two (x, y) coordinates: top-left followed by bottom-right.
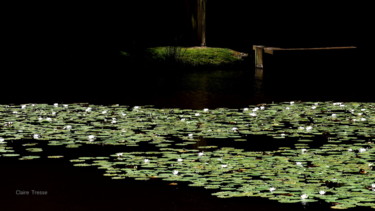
(146, 46), (248, 68)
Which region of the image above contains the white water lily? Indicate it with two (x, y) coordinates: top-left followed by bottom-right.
(319, 190), (326, 195)
(195, 113), (201, 116)
(12, 111), (18, 114)
(280, 133), (286, 137)
(331, 114), (337, 118)
(64, 125), (72, 130)
(360, 118), (366, 121)
(252, 107), (259, 112)
(121, 112), (127, 116)
(285, 107), (290, 110)
(232, 127), (238, 132)
(359, 148), (367, 153)
(301, 149), (307, 154)
(85, 107), (92, 112)
(311, 106), (317, 109)
(371, 184), (375, 188)
(188, 133), (193, 138)
(203, 108), (209, 112)
(0, 137), (5, 143)
(53, 103), (58, 107)
(243, 108), (249, 112)
(301, 194), (308, 199)
(249, 112), (257, 117)
(198, 152), (204, 157)
(102, 110), (108, 114)
(296, 162), (303, 166)
(298, 126), (305, 130)
(221, 164), (228, 168)
(33, 134), (40, 139)
(21, 105), (27, 109)
(306, 126), (313, 131)
(51, 112), (56, 116)
(290, 101), (295, 105)
(88, 135), (96, 142)
(63, 104), (69, 108)
(177, 158), (183, 162)
(181, 118), (186, 122)
(116, 153), (123, 157)
(45, 117), (52, 121)
(269, 187), (276, 192)
(173, 170), (179, 175)
(111, 118), (117, 124)
(144, 159), (150, 164)
(133, 106), (140, 110)
(260, 106), (265, 110)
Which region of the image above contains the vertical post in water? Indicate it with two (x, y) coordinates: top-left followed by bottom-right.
(253, 45), (264, 69)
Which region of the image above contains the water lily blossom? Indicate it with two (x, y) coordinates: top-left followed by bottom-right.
(177, 158), (183, 162)
(0, 137), (5, 143)
(85, 107), (92, 112)
(203, 108), (209, 112)
(359, 148), (367, 153)
(198, 152), (204, 157)
(319, 190), (326, 195)
(195, 113), (201, 117)
(301, 194), (308, 199)
(173, 170), (179, 175)
(144, 159), (150, 164)
(33, 134), (41, 139)
(64, 125), (72, 130)
(269, 187), (276, 192)
(249, 112), (257, 117)
(221, 164), (228, 168)
(88, 135), (96, 142)
(301, 149), (307, 154)
(116, 153), (123, 157)
(53, 103), (59, 107)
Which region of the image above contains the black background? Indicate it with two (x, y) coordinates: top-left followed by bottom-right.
(2, 1), (373, 104)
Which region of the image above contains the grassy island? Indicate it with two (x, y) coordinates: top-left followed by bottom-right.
(121, 46), (249, 69)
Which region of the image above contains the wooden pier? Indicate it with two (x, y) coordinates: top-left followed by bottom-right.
(253, 45), (357, 69)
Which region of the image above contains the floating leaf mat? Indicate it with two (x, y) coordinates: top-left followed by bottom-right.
(0, 102), (374, 209)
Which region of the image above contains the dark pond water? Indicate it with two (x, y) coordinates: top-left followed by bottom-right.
(1, 49), (374, 211)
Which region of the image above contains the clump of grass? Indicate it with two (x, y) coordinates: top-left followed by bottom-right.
(146, 46), (248, 69)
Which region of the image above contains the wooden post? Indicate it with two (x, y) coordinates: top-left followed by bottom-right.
(253, 45), (264, 69)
